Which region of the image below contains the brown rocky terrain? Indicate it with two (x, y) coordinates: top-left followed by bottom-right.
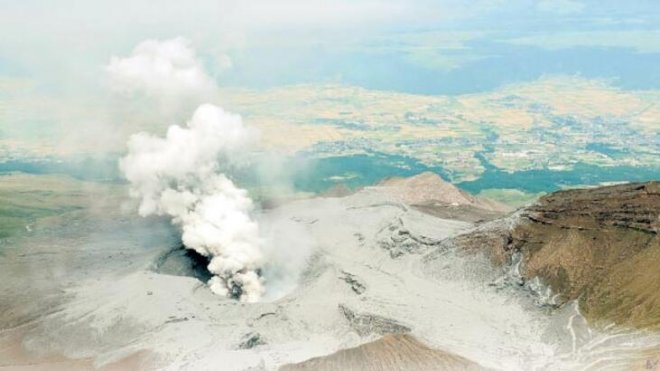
(375, 172), (512, 222)
(280, 334), (486, 371)
(449, 181), (660, 329)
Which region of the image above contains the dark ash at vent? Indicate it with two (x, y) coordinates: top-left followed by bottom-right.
(153, 245), (213, 283)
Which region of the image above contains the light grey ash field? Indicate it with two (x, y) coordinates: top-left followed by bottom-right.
(2, 174), (658, 370)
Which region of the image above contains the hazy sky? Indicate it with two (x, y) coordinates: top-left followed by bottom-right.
(0, 0), (658, 183)
(1, 0), (659, 94)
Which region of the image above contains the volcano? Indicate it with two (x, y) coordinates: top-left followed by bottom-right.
(1, 174), (659, 370)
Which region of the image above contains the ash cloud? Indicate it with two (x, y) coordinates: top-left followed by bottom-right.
(106, 37), (223, 122)
(106, 37), (217, 100)
(114, 37), (316, 302)
(120, 104), (265, 302)
(114, 38), (268, 302)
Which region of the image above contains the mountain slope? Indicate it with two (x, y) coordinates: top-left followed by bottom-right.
(2, 177), (659, 370)
(374, 172), (512, 222)
(453, 181), (660, 329)
(280, 334), (486, 371)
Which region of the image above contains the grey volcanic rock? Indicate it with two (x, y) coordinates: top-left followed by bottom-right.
(239, 332), (267, 349)
(375, 216), (443, 258)
(338, 304), (411, 336)
(339, 271), (366, 295)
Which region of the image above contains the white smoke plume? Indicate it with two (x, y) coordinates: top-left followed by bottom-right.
(113, 37), (314, 302)
(119, 103), (265, 302)
(106, 37), (219, 109)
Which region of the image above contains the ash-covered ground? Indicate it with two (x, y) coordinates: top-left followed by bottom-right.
(2, 176), (659, 371)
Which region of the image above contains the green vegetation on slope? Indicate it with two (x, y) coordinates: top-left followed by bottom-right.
(476, 188), (545, 208)
(0, 173), (118, 240)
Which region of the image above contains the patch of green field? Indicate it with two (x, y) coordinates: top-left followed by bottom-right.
(0, 172), (119, 240)
(476, 188), (545, 208)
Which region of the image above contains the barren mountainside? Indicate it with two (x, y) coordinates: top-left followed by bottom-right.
(455, 181), (660, 329)
(376, 172), (512, 222)
(280, 334), (486, 371)
(2, 176), (660, 370)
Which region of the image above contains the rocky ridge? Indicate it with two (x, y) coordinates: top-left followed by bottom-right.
(451, 181), (660, 329)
